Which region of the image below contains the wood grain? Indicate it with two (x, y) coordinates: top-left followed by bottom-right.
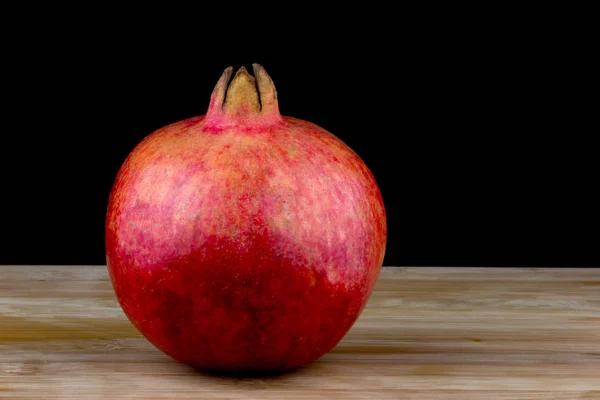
(1, 266), (599, 399)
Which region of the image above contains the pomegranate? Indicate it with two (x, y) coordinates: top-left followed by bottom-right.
(105, 65), (387, 371)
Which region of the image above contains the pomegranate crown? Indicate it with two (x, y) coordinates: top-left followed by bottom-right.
(205, 64), (282, 128)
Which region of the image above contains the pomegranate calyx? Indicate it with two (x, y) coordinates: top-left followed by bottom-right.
(206, 64), (281, 128)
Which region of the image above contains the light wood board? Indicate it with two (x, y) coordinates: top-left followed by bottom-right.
(1, 266), (599, 399)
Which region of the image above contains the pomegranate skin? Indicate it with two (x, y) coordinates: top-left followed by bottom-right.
(105, 65), (387, 371)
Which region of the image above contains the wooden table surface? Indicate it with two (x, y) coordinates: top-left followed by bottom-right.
(1, 266), (599, 399)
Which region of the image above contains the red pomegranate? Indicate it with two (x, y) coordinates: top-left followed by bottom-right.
(105, 65), (387, 371)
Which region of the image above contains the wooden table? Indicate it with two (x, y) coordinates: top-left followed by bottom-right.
(1, 266), (599, 399)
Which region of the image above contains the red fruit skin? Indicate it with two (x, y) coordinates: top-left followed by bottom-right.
(106, 67), (386, 371)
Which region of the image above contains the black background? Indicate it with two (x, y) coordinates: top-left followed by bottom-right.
(1, 9), (595, 266)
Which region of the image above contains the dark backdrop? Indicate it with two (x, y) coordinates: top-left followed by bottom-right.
(1, 10), (595, 266)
